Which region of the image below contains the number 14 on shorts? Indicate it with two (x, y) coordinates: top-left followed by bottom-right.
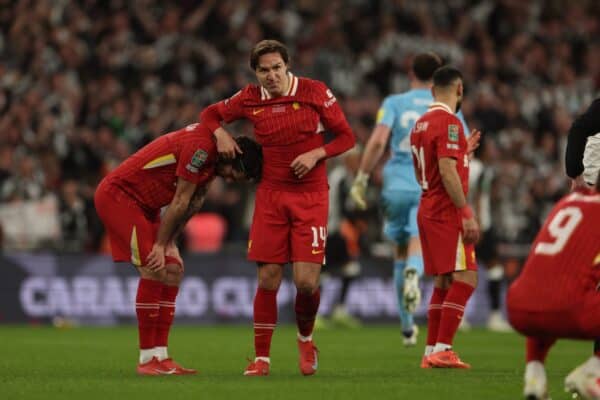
(311, 226), (327, 254)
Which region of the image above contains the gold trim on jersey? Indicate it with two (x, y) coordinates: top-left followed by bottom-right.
(130, 226), (141, 266)
(142, 154), (176, 169)
(594, 252), (600, 266)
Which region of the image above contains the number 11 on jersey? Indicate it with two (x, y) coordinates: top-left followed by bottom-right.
(411, 145), (428, 190)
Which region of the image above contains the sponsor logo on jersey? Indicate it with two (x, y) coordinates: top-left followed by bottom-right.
(448, 125), (459, 142)
(186, 149), (208, 173)
(272, 105), (286, 113)
(185, 123), (199, 131)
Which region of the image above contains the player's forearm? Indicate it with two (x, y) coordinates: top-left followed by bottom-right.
(439, 163), (467, 209)
(156, 200), (189, 248)
(168, 192), (207, 243)
(199, 103), (223, 133)
(359, 135), (386, 175)
(323, 121), (356, 158)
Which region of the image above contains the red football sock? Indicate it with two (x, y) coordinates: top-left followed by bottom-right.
(156, 284), (179, 347)
(254, 288), (278, 358)
(436, 281), (475, 346)
(135, 278), (163, 350)
(295, 288), (320, 338)
(526, 337), (556, 362)
(426, 287), (448, 346)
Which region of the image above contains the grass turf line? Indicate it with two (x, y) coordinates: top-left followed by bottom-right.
(0, 325), (590, 399)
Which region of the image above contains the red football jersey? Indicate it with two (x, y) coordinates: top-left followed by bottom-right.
(102, 123), (217, 214)
(508, 192), (600, 312)
(204, 73), (354, 192)
(410, 102), (469, 223)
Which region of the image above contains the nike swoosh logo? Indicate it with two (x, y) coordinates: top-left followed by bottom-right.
(311, 249), (324, 255)
(253, 109), (264, 115)
(156, 368), (176, 375)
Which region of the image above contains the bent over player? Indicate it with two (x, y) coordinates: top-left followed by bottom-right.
(94, 124), (262, 375)
(200, 39), (355, 376)
(508, 158), (600, 400)
(410, 66), (480, 369)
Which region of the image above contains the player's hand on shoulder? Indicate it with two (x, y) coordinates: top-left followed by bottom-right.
(350, 173), (369, 210)
(146, 243), (166, 271)
(467, 129), (481, 155)
(214, 127), (241, 159)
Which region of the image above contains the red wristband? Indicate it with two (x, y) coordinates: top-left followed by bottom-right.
(460, 205), (473, 219)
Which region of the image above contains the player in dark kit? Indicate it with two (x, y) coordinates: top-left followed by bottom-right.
(565, 98), (600, 190)
(410, 66), (481, 369)
(94, 124), (262, 375)
(200, 39), (355, 376)
(507, 174), (600, 400)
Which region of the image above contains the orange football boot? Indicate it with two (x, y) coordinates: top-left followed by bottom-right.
(243, 359), (270, 376)
(298, 339), (319, 376)
(137, 357), (176, 376)
(427, 350), (471, 369)
(160, 358), (197, 375)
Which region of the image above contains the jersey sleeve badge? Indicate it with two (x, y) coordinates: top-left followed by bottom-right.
(186, 149), (208, 173)
(448, 124), (459, 142)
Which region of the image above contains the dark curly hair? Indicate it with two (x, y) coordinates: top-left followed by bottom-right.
(232, 136), (263, 182)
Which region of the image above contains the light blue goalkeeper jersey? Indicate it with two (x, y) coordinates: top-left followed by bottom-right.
(377, 88), (469, 193)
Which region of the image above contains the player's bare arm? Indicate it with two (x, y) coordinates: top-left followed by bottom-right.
(146, 178), (198, 271)
(291, 147), (327, 179)
(438, 157), (480, 244)
(350, 124), (392, 210)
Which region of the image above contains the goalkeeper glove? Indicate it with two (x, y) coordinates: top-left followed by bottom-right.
(350, 171), (369, 210)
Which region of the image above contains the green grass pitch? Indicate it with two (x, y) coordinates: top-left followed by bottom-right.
(0, 324), (590, 399)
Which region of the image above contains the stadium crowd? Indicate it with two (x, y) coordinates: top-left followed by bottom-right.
(0, 0), (598, 257)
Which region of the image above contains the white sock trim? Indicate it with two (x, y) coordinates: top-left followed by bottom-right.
(298, 333), (313, 342)
(433, 343), (452, 354)
(155, 346), (168, 361)
(424, 345), (434, 356)
(255, 356), (270, 364)
(139, 349), (155, 364)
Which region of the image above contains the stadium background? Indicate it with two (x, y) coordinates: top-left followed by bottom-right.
(1, 0), (599, 322)
(1, 1), (599, 399)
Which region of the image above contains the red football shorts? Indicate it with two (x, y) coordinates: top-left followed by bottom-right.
(417, 214), (477, 276)
(248, 188), (328, 264)
(507, 291), (600, 339)
(94, 181), (160, 267)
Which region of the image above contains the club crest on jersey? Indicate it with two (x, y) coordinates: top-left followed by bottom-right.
(292, 102), (300, 110)
(186, 149), (208, 173)
(448, 125), (459, 142)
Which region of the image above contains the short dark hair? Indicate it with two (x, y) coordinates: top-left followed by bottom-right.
(412, 52), (442, 82)
(432, 66), (463, 88)
(250, 40), (289, 70)
(233, 136), (263, 182)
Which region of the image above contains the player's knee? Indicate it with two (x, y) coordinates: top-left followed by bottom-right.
(164, 263), (184, 285)
(138, 266), (167, 282)
(295, 279), (318, 295)
(452, 270), (478, 287)
(257, 263), (283, 290)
